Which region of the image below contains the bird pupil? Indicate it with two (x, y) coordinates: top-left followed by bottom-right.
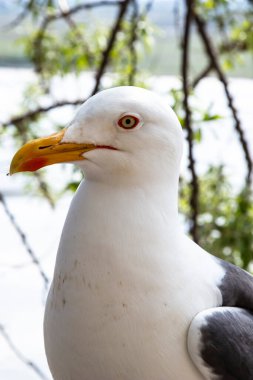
(125, 118), (131, 124)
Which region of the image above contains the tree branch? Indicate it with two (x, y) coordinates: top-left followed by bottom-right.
(127, 0), (154, 85)
(92, 0), (132, 95)
(2, 99), (86, 130)
(128, 0), (139, 85)
(33, 172), (55, 208)
(55, 0), (124, 20)
(192, 62), (214, 88)
(181, 0), (199, 242)
(0, 192), (49, 290)
(193, 11), (253, 186)
(2, 0), (33, 30)
(0, 324), (49, 380)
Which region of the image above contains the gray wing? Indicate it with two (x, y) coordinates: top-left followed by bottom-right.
(218, 260), (253, 309)
(188, 260), (253, 380)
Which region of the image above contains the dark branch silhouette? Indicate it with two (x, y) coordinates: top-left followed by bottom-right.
(47, 0), (123, 21)
(128, 0), (139, 85)
(193, 11), (253, 186)
(192, 62), (214, 88)
(2, 99), (86, 129)
(0, 192), (49, 289)
(33, 172), (55, 208)
(3, 0), (34, 30)
(92, 0), (132, 95)
(0, 324), (50, 380)
(181, 0), (199, 242)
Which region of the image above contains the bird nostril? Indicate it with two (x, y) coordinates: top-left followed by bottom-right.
(38, 145), (53, 150)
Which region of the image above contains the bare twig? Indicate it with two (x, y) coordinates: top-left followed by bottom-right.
(193, 11), (253, 186)
(181, 0), (199, 242)
(192, 62), (214, 88)
(2, 0), (33, 30)
(128, 0), (139, 85)
(127, 0), (154, 85)
(0, 192), (49, 289)
(33, 172), (55, 208)
(55, 0), (123, 19)
(2, 98), (86, 130)
(92, 0), (132, 95)
(0, 325), (49, 380)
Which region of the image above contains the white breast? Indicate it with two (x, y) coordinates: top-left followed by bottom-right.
(44, 180), (224, 380)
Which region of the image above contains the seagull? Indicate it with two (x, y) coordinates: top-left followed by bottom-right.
(10, 86), (253, 380)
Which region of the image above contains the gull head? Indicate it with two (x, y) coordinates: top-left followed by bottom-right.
(10, 86), (183, 186)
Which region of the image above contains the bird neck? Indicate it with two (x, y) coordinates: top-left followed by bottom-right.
(76, 177), (181, 230)
(55, 177), (182, 275)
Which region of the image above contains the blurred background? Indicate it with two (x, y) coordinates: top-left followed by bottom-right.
(0, 0), (253, 379)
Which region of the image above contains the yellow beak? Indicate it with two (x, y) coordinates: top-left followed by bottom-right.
(9, 128), (96, 175)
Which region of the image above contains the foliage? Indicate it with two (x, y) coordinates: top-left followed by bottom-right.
(170, 87), (222, 129)
(180, 167), (253, 270)
(20, 11), (153, 85)
(196, 0), (253, 71)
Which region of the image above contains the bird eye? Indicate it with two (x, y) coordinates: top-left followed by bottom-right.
(118, 115), (140, 130)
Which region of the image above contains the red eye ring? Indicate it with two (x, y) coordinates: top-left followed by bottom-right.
(118, 115), (140, 130)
